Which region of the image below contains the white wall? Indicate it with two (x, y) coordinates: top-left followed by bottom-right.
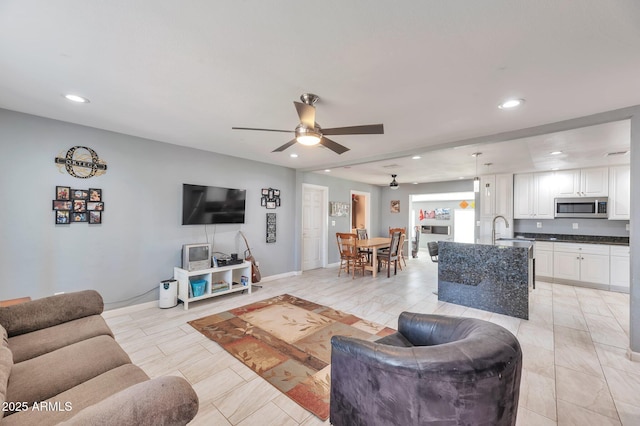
(0, 109), (296, 308)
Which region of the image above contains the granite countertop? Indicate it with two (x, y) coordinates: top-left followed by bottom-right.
(514, 233), (629, 246)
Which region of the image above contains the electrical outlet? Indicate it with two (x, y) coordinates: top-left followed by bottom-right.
(572, 223), (579, 230)
(331, 220), (336, 226)
(536, 222), (542, 229)
(626, 223), (630, 231)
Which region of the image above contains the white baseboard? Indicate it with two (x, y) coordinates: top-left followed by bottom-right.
(258, 271), (300, 283)
(102, 300), (157, 317)
(627, 347), (640, 362)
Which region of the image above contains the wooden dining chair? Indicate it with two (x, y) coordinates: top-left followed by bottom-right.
(389, 227), (407, 270)
(378, 231), (402, 278)
(336, 233), (367, 279)
(355, 228), (372, 262)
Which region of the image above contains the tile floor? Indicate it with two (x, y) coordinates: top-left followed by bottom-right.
(102, 254), (640, 425)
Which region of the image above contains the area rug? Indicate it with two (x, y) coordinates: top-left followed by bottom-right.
(188, 294), (395, 420)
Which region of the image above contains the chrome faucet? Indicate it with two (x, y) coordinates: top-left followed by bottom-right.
(492, 215), (510, 245)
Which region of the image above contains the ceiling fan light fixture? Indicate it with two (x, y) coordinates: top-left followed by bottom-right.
(295, 125), (322, 146)
(390, 174), (399, 190)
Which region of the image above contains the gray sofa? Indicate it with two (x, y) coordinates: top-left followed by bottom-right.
(0, 290), (199, 425)
(330, 312), (522, 426)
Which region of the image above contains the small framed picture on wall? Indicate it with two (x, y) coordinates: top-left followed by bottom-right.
(56, 186), (70, 200)
(390, 200), (400, 213)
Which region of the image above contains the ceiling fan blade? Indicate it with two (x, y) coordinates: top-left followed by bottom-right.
(232, 127), (294, 133)
(321, 124), (384, 135)
(294, 101), (316, 128)
(272, 138), (298, 152)
(319, 137), (350, 154)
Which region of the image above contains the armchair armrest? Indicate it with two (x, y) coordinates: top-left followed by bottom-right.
(0, 290), (104, 337)
(60, 376), (199, 426)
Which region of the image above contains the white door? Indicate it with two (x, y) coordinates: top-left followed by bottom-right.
(302, 185), (326, 270)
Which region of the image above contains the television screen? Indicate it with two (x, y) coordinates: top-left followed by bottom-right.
(182, 184), (246, 225)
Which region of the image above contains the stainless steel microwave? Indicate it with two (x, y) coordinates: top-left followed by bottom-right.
(554, 197), (608, 219)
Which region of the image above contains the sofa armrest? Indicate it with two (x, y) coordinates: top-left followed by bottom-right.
(0, 290), (104, 337)
(60, 376), (199, 426)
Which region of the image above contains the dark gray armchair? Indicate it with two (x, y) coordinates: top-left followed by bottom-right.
(330, 312), (522, 426)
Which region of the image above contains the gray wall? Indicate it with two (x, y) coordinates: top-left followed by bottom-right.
(0, 109), (296, 309)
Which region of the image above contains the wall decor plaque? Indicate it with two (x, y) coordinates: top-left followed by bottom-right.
(266, 213), (276, 243)
(55, 146), (108, 178)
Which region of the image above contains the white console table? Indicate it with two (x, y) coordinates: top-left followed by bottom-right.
(174, 261), (252, 310)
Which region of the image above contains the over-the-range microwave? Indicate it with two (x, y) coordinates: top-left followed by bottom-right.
(554, 197), (608, 219)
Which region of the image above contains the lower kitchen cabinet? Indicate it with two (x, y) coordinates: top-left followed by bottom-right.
(534, 242), (554, 280)
(552, 243), (610, 288)
(610, 245), (630, 293)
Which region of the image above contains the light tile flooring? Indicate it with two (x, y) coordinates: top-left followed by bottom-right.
(103, 254), (640, 425)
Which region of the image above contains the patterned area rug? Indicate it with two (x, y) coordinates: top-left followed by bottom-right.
(188, 294), (395, 420)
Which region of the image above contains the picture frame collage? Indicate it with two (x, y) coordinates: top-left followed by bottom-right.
(53, 186), (104, 225)
(260, 187), (281, 209)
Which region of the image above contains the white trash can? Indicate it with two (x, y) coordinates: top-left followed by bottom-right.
(159, 279), (178, 308)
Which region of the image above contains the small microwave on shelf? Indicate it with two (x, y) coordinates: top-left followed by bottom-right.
(554, 197), (608, 219)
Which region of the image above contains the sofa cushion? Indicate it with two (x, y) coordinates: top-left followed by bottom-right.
(0, 325), (12, 420)
(6, 335), (131, 410)
(9, 314), (113, 363)
(1, 364), (149, 425)
(0, 290), (103, 337)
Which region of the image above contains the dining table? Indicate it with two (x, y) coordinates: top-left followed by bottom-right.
(356, 237), (391, 277)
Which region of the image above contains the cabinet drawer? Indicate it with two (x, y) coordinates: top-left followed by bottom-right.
(610, 245), (630, 257)
(553, 242), (610, 255)
(535, 241), (554, 251)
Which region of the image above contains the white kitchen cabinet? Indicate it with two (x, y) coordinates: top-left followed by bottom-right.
(554, 167), (609, 197)
(478, 174), (513, 241)
(552, 243), (610, 287)
(610, 245), (630, 293)
(608, 165), (630, 220)
(534, 242), (554, 279)
(513, 172), (555, 219)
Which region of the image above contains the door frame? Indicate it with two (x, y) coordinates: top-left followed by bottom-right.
(301, 183), (328, 271)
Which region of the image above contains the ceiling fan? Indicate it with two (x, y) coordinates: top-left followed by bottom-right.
(232, 93), (384, 154)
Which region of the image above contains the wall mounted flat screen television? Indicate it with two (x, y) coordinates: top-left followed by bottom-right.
(182, 184), (246, 225)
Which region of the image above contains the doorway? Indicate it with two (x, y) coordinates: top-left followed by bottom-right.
(302, 184), (328, 271)
(350, 190), (371, 232)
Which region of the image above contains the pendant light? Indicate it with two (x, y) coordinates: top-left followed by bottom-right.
(472, 152), (482, 193)
(389, 174), (399, 190)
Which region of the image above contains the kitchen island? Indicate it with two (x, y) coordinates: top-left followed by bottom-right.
(437, 240), (533, 320)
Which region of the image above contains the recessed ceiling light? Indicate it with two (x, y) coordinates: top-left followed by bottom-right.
(412, 155), (421, 160)
(64, 94), (90, 103)
(498, 98), (524, 109)
(289, 153), (298, 158)
(551, 167), (559, 171)
(324, 169), (331, 172)
(550, 151), (563, 155)
(412, 182), (419, 185)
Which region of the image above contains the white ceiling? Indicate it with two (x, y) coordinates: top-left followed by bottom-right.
(1, 1), (638, 185)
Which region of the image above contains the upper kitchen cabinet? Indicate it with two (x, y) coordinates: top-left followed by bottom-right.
(513, 172), (555, 219)
(480, 174), (513, 218)
(608, 164), (630, 220)
(554, 167), (609, 197)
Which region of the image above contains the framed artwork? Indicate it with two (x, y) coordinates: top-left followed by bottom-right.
(53, 186), (103, 225)
(266, 213), (276, 243)
(390, 200), (400, 213)
(55, 210), (70, 224)
(71, 189), (89, 200)
(261, 187), (281, 208)
(72, 212), (88, 222)
(89, 188), (102, 201)
(53, 200), (72, 210)
(56, 186), (70, 200)
(87, 201), (104, 211)
(89, 211), (102, 224)
(329, 201), (349, 217)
